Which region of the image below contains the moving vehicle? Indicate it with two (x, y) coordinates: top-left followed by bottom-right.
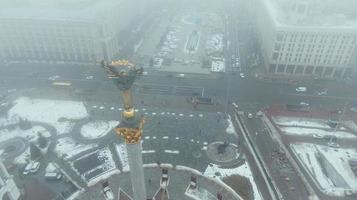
(52, 81), (72, 87)
(313, 134), (323, 139)
(317, 88), (328, 95)
(296, 87), (307, 92)
(176, 73), (185, 78)
(300, 102), (309, 106)
(327, 142), (340, 148)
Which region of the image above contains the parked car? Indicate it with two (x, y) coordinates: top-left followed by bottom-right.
(45, 172), (62, 180)
(296, 87), (307, 92)
(30, 162), (41, 173)
(103, 183), (114, 200)
(240, 73), (245, 78)
(23, 163), (33, 175)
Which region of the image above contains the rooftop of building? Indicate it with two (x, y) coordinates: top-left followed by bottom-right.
(264, 0), (357, 29)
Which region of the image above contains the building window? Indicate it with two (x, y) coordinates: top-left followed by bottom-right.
(269, 64), (276, 73)
(272, 53), (279, 61)
(274, 43), (281, 51)
(295, 65), (304, 74)
(304, 66), (314, 74)
(334, 69), (342, 78)
(277, 64), (285, 73)
(324, 67), (333, 77)
(314, 66), (323, 76)
(286, 65), (295, 74)
(276, 33), (283, 41)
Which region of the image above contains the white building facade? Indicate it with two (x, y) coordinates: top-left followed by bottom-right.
(255, 0), (357, 79)
(0, 0), (143, 64)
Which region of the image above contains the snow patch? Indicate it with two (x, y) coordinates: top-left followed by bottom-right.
(204, 163), (262, 200)
(273, 116), (330, 129)
(291, 143), (357, 196)
(80, 121), (118, 139)
(8, 97), (88, 135)
(280, 127), (356, 138)
(0, 126), (50, 143)
(116, 143), (129, 172)
(55, 137), (97, 160)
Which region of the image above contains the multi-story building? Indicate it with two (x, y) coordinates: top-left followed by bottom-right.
(0, 160), (21, 200)
(255, 0), (357, 79)
(0, 0), (145, 63)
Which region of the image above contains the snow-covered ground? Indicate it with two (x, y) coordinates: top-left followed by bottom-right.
(7, 97), (88, 135)
(55, 137), (97, 160)
(0, 126), (51, 164)
(204, 162), (262, 200)
(280, 127), (357, 138)
(116, 143), (129, 172)
(14, 148), (30, 165)
(291, 143), (357, 196)
(226, 115), (236, 135)
(273, 116), (331, 129)
(185, 186), (216, 200)
(0, 126), (50, 142)
(0, 115), (20, 127)
(80, 121), (118, 139)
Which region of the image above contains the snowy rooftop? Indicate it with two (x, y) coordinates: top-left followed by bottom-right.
(264, 0), (357, 28)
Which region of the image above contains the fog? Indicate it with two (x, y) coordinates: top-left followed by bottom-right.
(0, 0), (357, 200)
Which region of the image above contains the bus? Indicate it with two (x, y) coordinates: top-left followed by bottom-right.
(52, 81), (72, 87)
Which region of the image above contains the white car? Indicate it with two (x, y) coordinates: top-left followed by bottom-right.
(300, 102), (309, 106)
(232, 102), (239, 109)
(240, 73), (245, 78)
(313, 134), (323, 139)
(327, 142), (340, 148)
(45, 172), (62, 180)
(296, 87), (307, 92)
(23, 163), (33, 175)
(142, 71), (148, 76)
(85, 76), (94, 80)
(103, 186), (114, 200)
(317, 88), (328, 95)
(176, 73), (185, 78)
(30, 162), (41, 173)
(48, 75), (60, 81)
